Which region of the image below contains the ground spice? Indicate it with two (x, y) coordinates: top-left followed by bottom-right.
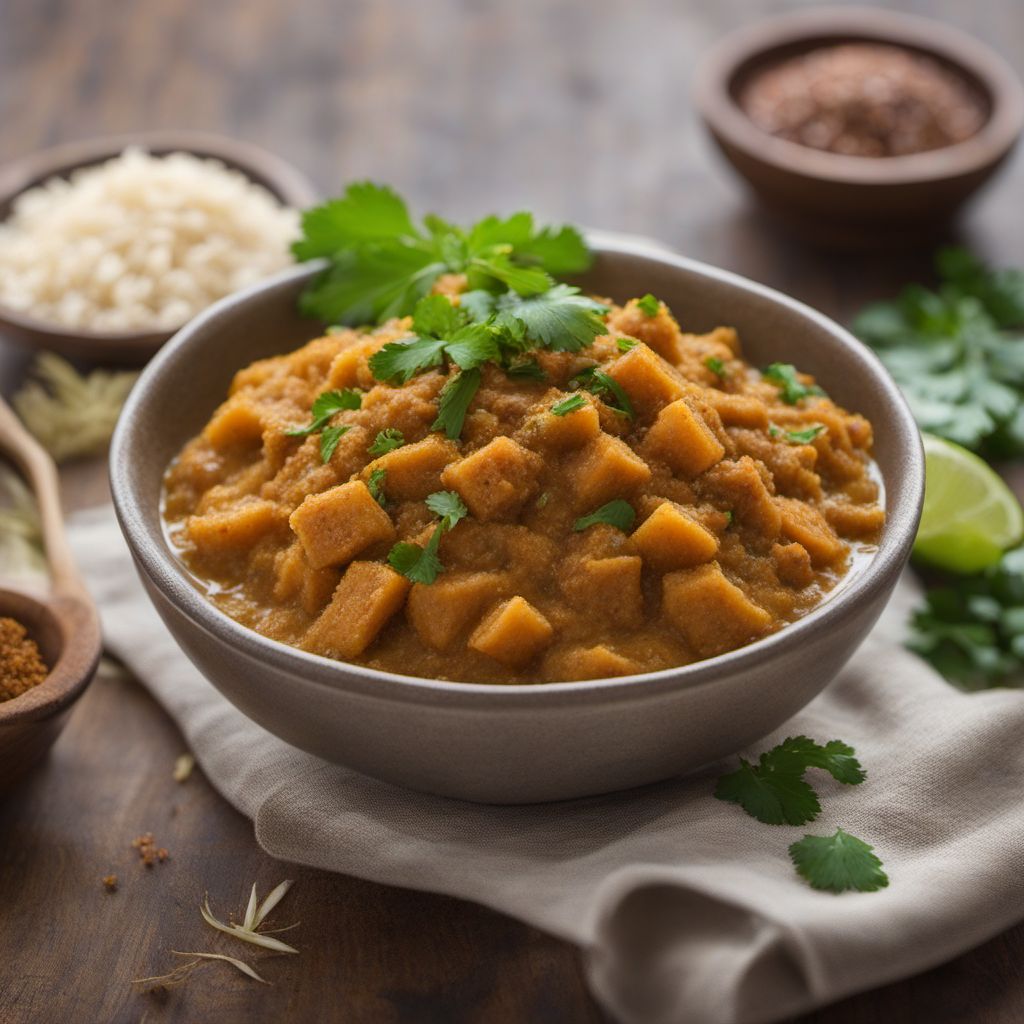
(0, 616), (48, 702)
(132, 833), (170, 867)
(739, 43), (986, 157)
(102, 874), (119, 893)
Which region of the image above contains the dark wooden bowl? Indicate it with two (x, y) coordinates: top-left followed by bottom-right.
(694, 7), (1024, 247)
(0, 131), (320, 365)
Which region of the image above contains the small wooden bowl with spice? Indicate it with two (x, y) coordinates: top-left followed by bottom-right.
(0, 396), (101, 791)
(694, 7), (1024, 246)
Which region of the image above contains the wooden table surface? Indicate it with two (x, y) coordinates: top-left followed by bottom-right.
(2, 1), (1023, 1021)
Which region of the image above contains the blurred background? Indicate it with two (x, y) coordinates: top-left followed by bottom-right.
(3, 0), (1021, 333)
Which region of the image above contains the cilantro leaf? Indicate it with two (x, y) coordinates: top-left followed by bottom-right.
(714, 759), (822, 826)
(286, 388), (362, 436)
(763, 363), (826, 405)
(319, 424), (350, 463)
(908, 547), (1024, 689)
(617, 337), (638, 353)
(637, 293), (661, 317)
(505, 359), (546, 380)
(574, 367), (634, 419)
(388, 533), (444, 585)
(369, 335), (448, 384)
(551, 394), (587, 416)
(770, 424), (827, 445)
(432, 368), (481, 440)
(761, 736), (866, 785)
(367, 467), (388, 506)
(705, 356), (726, 377)
(513, 224), (591, 276)
(498, 285), (609, 352)
(412, 293), (467, 337)
(574, 499), (636, 533)
(469, 254), (552, 296)
(424, 490), (468, 531)
(368, 428), (405, 456)
(443, 324), (503, 370)
(789, 828), (889, 893)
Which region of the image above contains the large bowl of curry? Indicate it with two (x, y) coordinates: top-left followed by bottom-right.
(110, 236), (923, 803)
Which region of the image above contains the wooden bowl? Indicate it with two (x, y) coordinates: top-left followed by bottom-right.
(694, 7), (1024, 247)
(0, 131), (320, 365)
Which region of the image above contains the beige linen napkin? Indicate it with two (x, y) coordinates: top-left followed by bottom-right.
(69, 505), (1024, 1024)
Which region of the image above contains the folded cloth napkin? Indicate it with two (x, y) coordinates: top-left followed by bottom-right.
(69, 505), (1024, 1024)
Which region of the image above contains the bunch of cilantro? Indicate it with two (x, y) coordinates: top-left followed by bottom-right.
(853, 247), (1024, 456)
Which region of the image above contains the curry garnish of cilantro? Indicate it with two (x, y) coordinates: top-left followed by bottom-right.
(387, 490), (468, 584)
(715, 736), (884, 894)
(573, 499), (636, 533)
(705, 355), (726, 377)
(293, 184), (610, 441)
(854, 247), (1024, 456)
(368, 428), (405, 456)
(550, 394), (587, 417)
(762, 363), (826, 406)
(570, 366), (634, 420)
(367, 468), (388, 508)
(286, 388), (362, 463)
(636, 293), (661, 317)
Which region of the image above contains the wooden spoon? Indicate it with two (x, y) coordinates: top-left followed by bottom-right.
(0, 394), (101, 790)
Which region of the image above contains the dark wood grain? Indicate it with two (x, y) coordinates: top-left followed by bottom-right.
(1, 1), (1023, 1021)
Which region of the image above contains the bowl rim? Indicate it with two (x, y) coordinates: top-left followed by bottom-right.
(693, 5), (1024, 186)
(110, 236), (924, 709)
(0, 130), (320, 348)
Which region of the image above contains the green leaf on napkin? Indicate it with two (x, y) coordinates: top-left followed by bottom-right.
(789, 828), (890, 894)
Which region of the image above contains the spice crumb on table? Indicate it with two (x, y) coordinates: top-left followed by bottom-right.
(132, 833), (169, 867)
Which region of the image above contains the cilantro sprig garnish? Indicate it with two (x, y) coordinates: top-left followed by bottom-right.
(432, 369), (481, 440)
(286, 388), (362, 463)
(637, 293), (661, 317)
(705, 356), (726, 377)
(368, 428), (405, 456)
(294, 182), (592, 326)
(789, 829), (889, 894)
(715, 736), (886, 894)
(762, 363), (826, 406)
(573, 499), (636, 533)
(551, 394), (587, 416)
(387, 490), (468, 584)
(769, 423), (826, 445)
(854, 247), (1024, 455)
(571, 366), (634, 420)
(715, 735), (865, 826)
(367, 468), (387, 507)
(908, 547), (1024, 689)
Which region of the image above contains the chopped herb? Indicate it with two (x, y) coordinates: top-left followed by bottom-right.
(854, 247), (1024, 455)
(536, 492), (551, 509)
(705, 356), (726, 377)
(762, 363), (825, 405)
(368, 428), (406, 456)
(388, 490), (468, 584)
(637, 293), (661, 317)
(551, 394), (587, 416)
(724, 510), (734, 525)
(368, 333), (449, 384)
(432, 368), (481, 440)
(286, 388), (362, 437)
(573, 366), (635, 419)
(497, 285), (609, 352)
(714, 736), (866, 826)
(367, 468), (388, 507)
(784, 424), (827, 445)
(789, 829), (889, 894)
(319, 425), (350, 463)
(293, 182), (592, 326)
(505, 358), (547, 380)
(573, 499), (636, 533)
(617, 337), (638, 352)
(907, 547), (1024, 689)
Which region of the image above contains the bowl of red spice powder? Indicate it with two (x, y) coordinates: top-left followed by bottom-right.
(694, 7), (1024, 245)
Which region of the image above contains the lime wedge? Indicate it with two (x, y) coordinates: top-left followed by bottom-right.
(913, 434), (1024, 573)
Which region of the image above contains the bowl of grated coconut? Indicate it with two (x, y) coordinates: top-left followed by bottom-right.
(0, 132), (319, 364)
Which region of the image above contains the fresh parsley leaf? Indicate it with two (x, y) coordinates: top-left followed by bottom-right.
(714, 759), (821, 826)
(367, 468), (388, 507)
(637, 293), (661, 317)
(907, 547), (1024, 689)
(617, 337), (638, 352)
(788, 828), (889, 894)
(369, 335), (448, 384)
(388, 533), (444, 585)
(770, 423), (827, 445)
(319, 424), (350, 463)
(286, 388), (362, 436)
(443, 324), (503, 370)
(432, 368), (481, 440)
(424, 490), (469, 531)
(551, 394), (587, 416)
(413, 293), (467, 337)
(763, 363), (826, 405)
(714, 735), (866, 825)
(705, 356), (726, 377)
(854, 249), (1024, 456)
(368, 428), (406, 456)
(388, 490), (468, 584)
(573, 499), (636, 533)
(294, 185), (594, 326)
(574, 366), (634, 419)
(498, 285), (609, 352)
